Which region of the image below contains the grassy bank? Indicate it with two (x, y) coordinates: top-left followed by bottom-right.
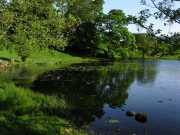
(160, 54), (180, 60)
(0, 49), (95, 64)
(0, 83), (87, 135)
(0, 49), (93, 135)
(0, 49), (179, 66)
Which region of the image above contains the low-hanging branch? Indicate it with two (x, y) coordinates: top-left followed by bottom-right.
(150, 0), (180, 24)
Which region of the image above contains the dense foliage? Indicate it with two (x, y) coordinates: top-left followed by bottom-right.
(0, 0), (67, 61)
(0, 0), (179, 61)
(0, 0), (136, 60)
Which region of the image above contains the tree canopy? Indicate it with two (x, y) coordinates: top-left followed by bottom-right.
(0, 0), (179, 61)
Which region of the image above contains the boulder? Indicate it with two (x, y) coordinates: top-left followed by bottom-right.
(135, 113), (147, 123)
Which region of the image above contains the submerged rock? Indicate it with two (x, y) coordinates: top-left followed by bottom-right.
(116, 128), (121, 132)
(121, 109), (125, 111)
(108, 119), (120, 124)
(126, 111), (136, 117)
(158, 100), (163, 103)
(135, 113), (147, 123)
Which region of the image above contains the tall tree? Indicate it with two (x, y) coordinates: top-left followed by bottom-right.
(0, 0), (67, 60)
(99, 9), (135, 57)
(63, 0), (104, 55)
(64, 0), (104, 22)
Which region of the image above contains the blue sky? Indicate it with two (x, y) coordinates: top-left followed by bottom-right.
(103, 0), (180, 34)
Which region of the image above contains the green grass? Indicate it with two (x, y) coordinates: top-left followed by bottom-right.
(160, 54), (180, 60)
(27, 49), (85, 64)
(0, 48), (95, 65)
(0, 49), (20, 62)
(0, 83), (87, 135)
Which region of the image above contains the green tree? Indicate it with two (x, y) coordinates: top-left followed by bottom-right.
(134, 33), (163, 57)
(62, 0), (104, 55)
(135, 33), (148, 58)
(0, 0), (67, 60)
(99, 9), (135, 58)
(63, 0), (104, 22)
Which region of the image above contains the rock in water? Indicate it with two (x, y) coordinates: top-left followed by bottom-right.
(126, 111), (136, 117)
(135, 113), (147, 123)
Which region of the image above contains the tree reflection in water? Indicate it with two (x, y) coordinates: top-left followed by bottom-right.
(32, 61), (158, 127)
(136, 60), (158, 85)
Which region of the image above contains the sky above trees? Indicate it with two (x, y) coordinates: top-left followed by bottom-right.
(103, 0), (180, 34)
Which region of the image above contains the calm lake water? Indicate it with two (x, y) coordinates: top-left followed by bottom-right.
(10, 60), (180, 135)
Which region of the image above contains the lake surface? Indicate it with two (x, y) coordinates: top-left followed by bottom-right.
(6, 60), (180, 135)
